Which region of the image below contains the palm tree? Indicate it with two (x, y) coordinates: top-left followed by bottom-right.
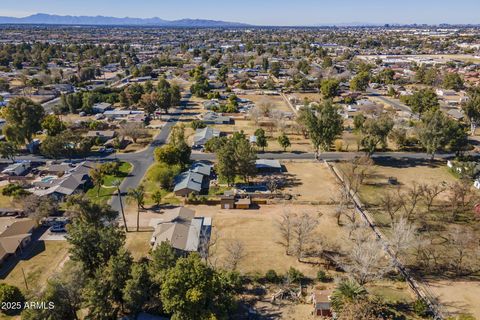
(113, 179), (128, 232)
(331, 279), (368, 312)
(90, 167), (105, 197)
(127, 186), (145, 232)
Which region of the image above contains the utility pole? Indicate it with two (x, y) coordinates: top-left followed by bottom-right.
(21, 267), (28, 291)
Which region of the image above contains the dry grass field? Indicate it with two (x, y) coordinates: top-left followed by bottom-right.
(427, 280), (480, 318)
(0, 241), (70, 292)
(282, 161), (340, 202)
(238, 94), (292, 113)
(191, 204), (349, 278)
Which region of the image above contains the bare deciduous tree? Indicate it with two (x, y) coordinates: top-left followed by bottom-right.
(339, 228), (392, 285)
(224, 239), (247, 271)
(389, 218), (417, 260)
(448, 226), (479, 275)
(448, 180), (479, 221)
(379, 190), (403, 224)
(398, 183), (422, 221)
(342, 156), (374, 196)
(118, 122), (148, 143)
(292, 211), (320, 261)
(277, 208), (294, 255)
(419, 183), (446, 212)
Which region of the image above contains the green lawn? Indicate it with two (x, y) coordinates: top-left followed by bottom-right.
(141, 163), (182, 206)
(86, 161), (132, 204)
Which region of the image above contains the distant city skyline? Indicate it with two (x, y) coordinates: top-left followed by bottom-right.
(0, 0), (479, 26)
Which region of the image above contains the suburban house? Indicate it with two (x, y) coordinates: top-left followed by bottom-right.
(255, 159), (283, 173)
(190, 161), (214, 177)
(150, 207), (212, 257)
(202, 112), (233, 125)
(173, 162), (213, 196)
(203, 100), (220, 110)
(86, 130), (117, 142)
(31, 161), (94, 201)
(0, 217), (36, 266)
(1, 162), (31, 176)
(311, 289), (333, 317)
(193, 127), (221, 148)
(92, 102), (113, 114)
(173, 171), (207, 196)
(104, 109), (145, 120)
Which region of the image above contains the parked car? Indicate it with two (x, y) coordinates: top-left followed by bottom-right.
(50, 224), (67, 233)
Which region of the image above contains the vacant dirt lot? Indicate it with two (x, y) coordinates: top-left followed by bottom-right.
(340, 158), (458, 206)
(282, 161), (339, 202)
(238, 94), (292, 113)
(191, 204), (349, 277)
(428, 280), (480, 318)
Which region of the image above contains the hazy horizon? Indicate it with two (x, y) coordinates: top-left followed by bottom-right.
(0, 0), (479, 26)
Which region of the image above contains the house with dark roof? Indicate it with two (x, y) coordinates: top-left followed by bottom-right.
(0, 218), (36, 266)
(31, 161), (94, 201)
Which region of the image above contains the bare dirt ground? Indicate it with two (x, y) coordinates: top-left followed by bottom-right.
(192, 204), (349, 278)
(282, 161), (340, 202)
(427, 280), (480, 318)
(238, 94), (292, 113)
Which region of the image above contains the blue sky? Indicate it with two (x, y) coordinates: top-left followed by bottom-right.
(1, 0), (479, 26)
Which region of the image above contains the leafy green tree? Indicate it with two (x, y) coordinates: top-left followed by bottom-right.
(417, 110), (453, 160)
(123, 262), (152, 316)
(462, 87), (480, 135)
(139, 91), (159, 116)
(149, 241), (179, 284)
(234, 138), (257, 183)
(41, 114), (66, 136)
(359, 115), (394, 156)
(350, 72), (370, 92)
(2, 97), (45, 143)
(127, 186), (145, 232)
(401, 88), (439, 115)
(277, 133), (291, 151)
(191, 120), (207, 130)
(67, 222), (125, 275)
(22, 262), (85, 320)
(0, 141), (17, 162)
(299, 101), (343, 158)
(254, 128), (268, 152)
(90, 166), (105, 197)
(443, 72), (464, 91)
(0, 284), (24, 316)
(170, 84), (182, 107)
(320, 78), (340, 99)
(190, 66), (210, 97)
(270, 61), (281, 77)
(216, 140), (237, 186)
(161, 254), (236, 320)
(151, 190), (162, 207)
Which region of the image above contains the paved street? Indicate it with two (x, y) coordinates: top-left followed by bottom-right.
(367, 88), (413, 115)
(109, 92), (191, 212)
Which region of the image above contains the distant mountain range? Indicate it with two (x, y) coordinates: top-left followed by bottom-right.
(0, 13), (251, 27)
